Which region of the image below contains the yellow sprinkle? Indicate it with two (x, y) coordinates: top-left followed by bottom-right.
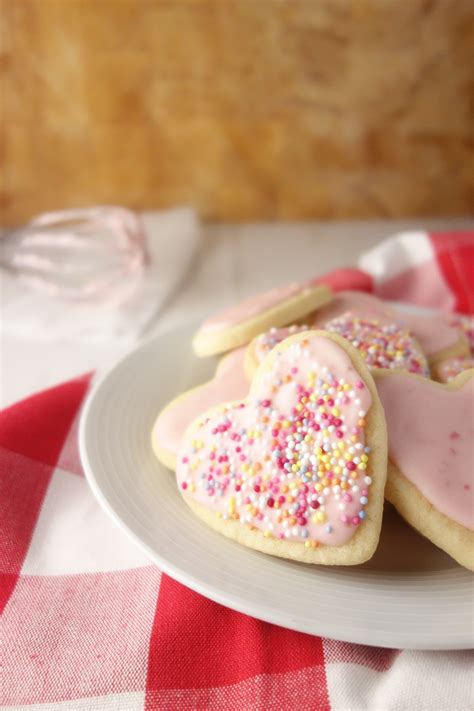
(343, 383), (351, 390)
(282, 420), (290, 428)
(315, 483), (323, 492)
(316, 511), (326, 523)
(361, 454), (369, 462)
(334, 466), (342, 475)
(189, 484), (195, 493)
(304, 540), (312, 548)
(264, 531), (270, 538)
(332, 407), (340, 417)
(228, 497), (235, 515)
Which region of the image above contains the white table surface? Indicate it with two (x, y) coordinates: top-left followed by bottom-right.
(2, 216), (473, 408)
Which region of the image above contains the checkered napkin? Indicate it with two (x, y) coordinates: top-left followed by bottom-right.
(2, 232), (473, 711)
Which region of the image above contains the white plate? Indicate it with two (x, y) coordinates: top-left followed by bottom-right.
(79, 321), (474, 650)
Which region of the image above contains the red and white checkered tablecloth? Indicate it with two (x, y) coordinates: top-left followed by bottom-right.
(1, 232), (473, 710)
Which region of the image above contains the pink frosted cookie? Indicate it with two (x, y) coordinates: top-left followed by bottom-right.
(375, 369), (474, 570)
(324, 313), (430, 376)
(151, 347), (249, 470)
(434, 355), (474, 383)
(192, 281), (333, 357)
(245, 313), (430, 379)
(177, 331), (387, 565)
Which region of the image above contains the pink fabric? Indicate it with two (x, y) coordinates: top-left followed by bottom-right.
(1, 231), (473, 710)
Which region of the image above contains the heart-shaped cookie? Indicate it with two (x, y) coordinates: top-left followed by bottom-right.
(245, 314), (430, 379)
(177, 331), (387, 565)
(375, 369), (474, 570)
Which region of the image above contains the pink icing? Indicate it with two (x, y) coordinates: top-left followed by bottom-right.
(177, 335), (373, 547)
(153, 347), (249, 455)
(437, 356), (474, 383)
(199, 281), (313, 333)
(395, 313), (461, 357)
(377, 374), (474, 530)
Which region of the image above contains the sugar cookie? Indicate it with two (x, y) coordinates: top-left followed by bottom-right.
(375, 369), (474, 570)
(152, 347), (249, 470)
(192, 282), (333, 357)
(177, 330), (387, 565)
(245, 314), (430, 379)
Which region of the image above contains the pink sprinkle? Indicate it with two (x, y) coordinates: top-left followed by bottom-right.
(208, 489), (215, 496)
(278, 495), (286, 504)
(182, 456), (189, 464)
(352, 516), (361, 525)
(244, 496), (251, 505)
(356, 381), (365, 389)
(346, 461), (356, 471)
(340, 514), (349, 524)
(297, 516), (307, 526)
(361, 489), (368, 496)
(336, 430), (344, 439)
(209, 452), (216, 461)
(267, 497), (275, 507)
(343, 493), (353, 503)
(235, 484), (241, 492)
(342, 395), (350, 404)
(248, 438), (254, 445)
(181, 482), (188, 490)
(261, 399), (271, 407)
(291, 367), (298, 374)
(239, 455), (246, 461)
(310, 500), (320, 509)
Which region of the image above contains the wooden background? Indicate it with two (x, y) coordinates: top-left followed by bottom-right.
(1, 0), (473, 226)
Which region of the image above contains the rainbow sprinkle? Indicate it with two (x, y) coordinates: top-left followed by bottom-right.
(324, 313), (430, 376)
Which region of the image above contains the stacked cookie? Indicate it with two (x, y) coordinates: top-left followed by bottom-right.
(151, 282), (474, 570)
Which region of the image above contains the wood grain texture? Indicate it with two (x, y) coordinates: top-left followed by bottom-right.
(1, 0), (473, 225)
